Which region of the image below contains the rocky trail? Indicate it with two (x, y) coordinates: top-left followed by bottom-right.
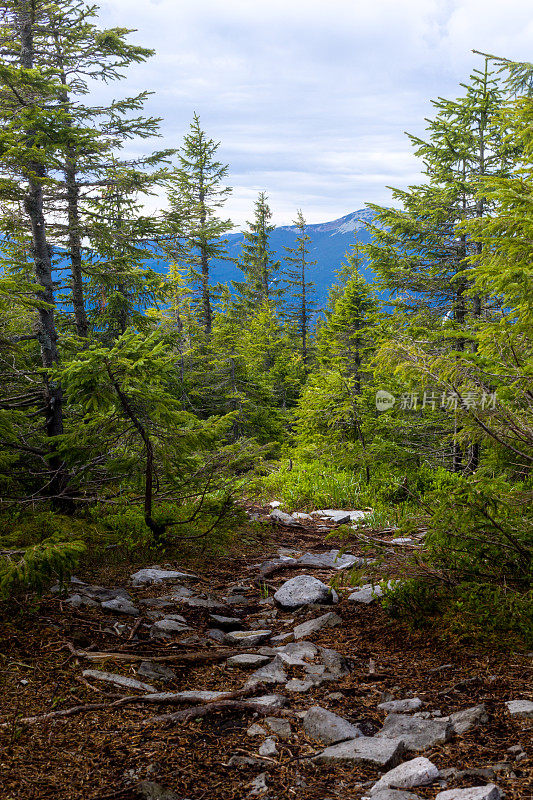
(1, 507), (532, 800)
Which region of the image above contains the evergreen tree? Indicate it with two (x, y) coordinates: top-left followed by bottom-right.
(234, 192), (282, 312)
(283, 210), (317, 370)
(167, 113), (232, 336)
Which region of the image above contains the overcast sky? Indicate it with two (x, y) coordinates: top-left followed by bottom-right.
(97, 0), (533, 227)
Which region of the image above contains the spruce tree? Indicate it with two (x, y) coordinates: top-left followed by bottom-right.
(234, 192), (282, 312)
(283, 210), (317, 370)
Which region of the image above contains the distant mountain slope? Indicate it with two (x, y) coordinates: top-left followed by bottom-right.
(141, 208), (377, 306)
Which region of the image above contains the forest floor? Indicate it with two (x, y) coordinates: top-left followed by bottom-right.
(0, 506), (532, 800)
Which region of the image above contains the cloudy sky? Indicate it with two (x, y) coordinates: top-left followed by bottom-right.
(97, 0), (533, 227)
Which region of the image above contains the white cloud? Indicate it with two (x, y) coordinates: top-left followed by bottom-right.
(95, 0), (533, 225)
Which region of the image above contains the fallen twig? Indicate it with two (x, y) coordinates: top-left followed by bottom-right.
(64, 641), (245, 664)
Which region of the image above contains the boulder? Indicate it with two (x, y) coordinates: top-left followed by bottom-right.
(274, 575), (338, 609)
(312, 736), (404, 769)
(303, 706), (363, 744)
(377, 714), (452, 751)
(130, 567), (195, 586)
(379, 698), (423, 714)
(82, 670), (155, 693)
(371, 756), (440, 793)
(505, 699), (533, 718)
(435, 786), (501, 800)
(225, 629), (272, 647)
(293, 611), (342, 640)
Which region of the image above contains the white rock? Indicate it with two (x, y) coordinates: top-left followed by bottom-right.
(275, 641), (319, 665)
(312, 736), (405, 769)
(505, 699), (533, 718)
(371, 756), (439, 793)
(130, 567), (195, 586)
(435, 785), (501, 800)
(274, 575), (338, 609)
(297, 550), (362, 570)
(365, 791), (422, 800)
(269, 501), (282, 508)
(303, 706), (363, 744)
(312, 509), (352, 524)
(294, 612), (342, 640)
(225, 629), (272, 646)
(349, 583), (384, 604)
(270, 509), (298, 526)
(377, 714), (452, 751)
(82, 670), (155, 693)
(258, 737), (278, 757)
(292, 512), (312, 520)
(379, 699), (423, 714)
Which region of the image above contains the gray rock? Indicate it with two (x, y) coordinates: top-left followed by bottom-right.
(285, 678), (316, 693)
(137, 661), (177, 683)
(270, 509), (298, 526)
(450, 704), (489, 734)
(209, 614), (242, 631)
(151, 618), (191, 637)
(296, 550), (361, 570)
(292, 512), (312, 520)
(294, 612), (342, 640)
(303, 706), (363, 744)
(101, 597), (139, 616)
(245, 656), (287, 687)
(227, 654), (271, 668)
(183, 597), (228, 611)
(348, 584), (384, 604)
(264, 717), (292, 739)
(435, 786), (501, 800)
(248, 772), (268, 796)
(379, 699), (423, 714)
(79, 585), (131, 602)
(505, 699), (533, 718)
(170, 690), (226, 702)
(82, 669), (155, 693)
(377, 713), (452, 751)
(249, 694), (287, 711)
(206, 628), (226, 643)
(227, 755), (265, 767)
(258, 737), (278, 757)
(65, 593), (99, 609)
(317, 646), (351, 677)
(225, 629), (272, 647)
(138, 781), (180, 800)
(225, 594), (250, 605)
(275, 641), (319, 665)
(130, 567), (195, 586)
(139, 597), (174, 609)
(312, 736), (405, 769)
(366, 792), (422, 800)
(167, 586), (194, 600)
(271, 632), (294, 645)
(371, 756), (440, 793)
(247, 723), (267, 736)
(274, 575), (338, 609)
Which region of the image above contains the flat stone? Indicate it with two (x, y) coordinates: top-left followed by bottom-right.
(449, 704), (489, 734)
(183, 597), (228, 611)
(270, 509), (298, 526)
(258, 737), (278, 757)
(435, 786), (501, 800)
(249, 694), (286, 711)
(171, 690), (226, 702)
(130, 567), (195, 586)
(209, 614), (242, 631)
(245, 656), (287, 687)
(317, 646), (351, 677)
(294, 612), (342, 640)
(79, 585), (131, 602)
(274, 641), (319, 665)
(227, 654), (271, 668)
(366, 792), (422, 800)
(225, 629), (272, 646)
(303, 706), (363, 744)
(136, 661), (177, 683)
(151, 618), (191, 637)
(206, 628), (226, 643)
(274, 575), (338, 609)
(371, 756), (440, 793)
(292, 512), (312, 520)
(296, 550), (361, 570)
(313, 509), (352, 524)
(312, 736), (405, 769)
(271, 632), (294, 645)
(264, 717), (292, 739)
(227, 755), (265, 767)
(379, 699), (423, 714)
(65, 594), (99, 609)
(167, 586), (194, 599)
(285, 679), (316, 692)
(377, 714), (452, 751)
(349, 584), (383, 604)
(247, 723), (267, 736)
(506, 699), (533, 718)
(100, 597), (139, 616)
(139, 597), (174, 609)
(82, 670), (155, 693)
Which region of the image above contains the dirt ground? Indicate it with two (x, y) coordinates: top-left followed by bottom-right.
(0, 514), (531, 800)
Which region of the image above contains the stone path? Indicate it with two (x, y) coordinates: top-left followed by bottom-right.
(43, 508), (532, 800)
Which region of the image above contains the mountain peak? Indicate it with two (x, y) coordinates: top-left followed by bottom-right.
(278, 208), (374, 237)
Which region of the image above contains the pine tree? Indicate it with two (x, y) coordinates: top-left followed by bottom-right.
(167, 113), (232, 336)
(234, 192), (282, 312)
(283, 210), (317, 370)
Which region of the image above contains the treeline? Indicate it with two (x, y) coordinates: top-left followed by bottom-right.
(0, 1), (531, 641)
